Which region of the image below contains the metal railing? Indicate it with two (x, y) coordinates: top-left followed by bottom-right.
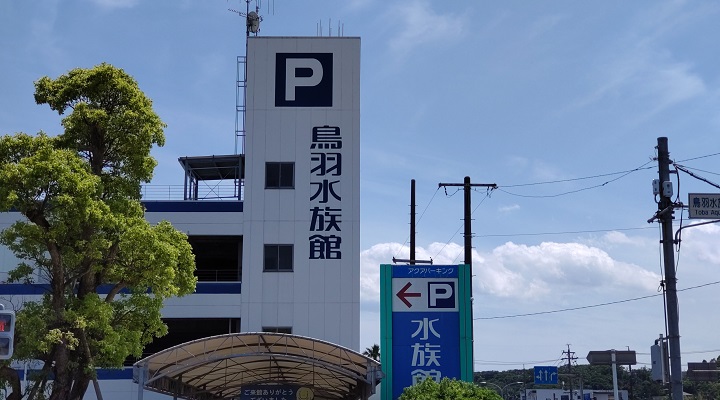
(195, 270), (241, 282)
(141, 184), (243, 201)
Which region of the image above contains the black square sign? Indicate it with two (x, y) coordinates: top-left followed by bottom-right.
(275, 53), (333, 107)
(427, 281), (456, 309)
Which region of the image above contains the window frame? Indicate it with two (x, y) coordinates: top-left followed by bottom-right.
(263, 244), (294, 272)
(262, 326), (292, 334)
(265, 162), (295, 189)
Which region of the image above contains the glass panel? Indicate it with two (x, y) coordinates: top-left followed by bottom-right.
(265, 163), (280, 188)
(264, 245), (278, 271)
(278, 245), (293, 271)
(280, 163), (294, 188)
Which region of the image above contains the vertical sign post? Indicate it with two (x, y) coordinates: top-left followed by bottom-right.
(381, 264), (472, 399)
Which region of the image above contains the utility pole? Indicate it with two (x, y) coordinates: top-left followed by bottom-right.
(438, 177), (497, 272)
(410, 179), (416, 265)
(627, 346), (634, 400)
(394, 180), (432, 266)
(438, 176), (496, 375)
(656, 137), (683, 400)
(562, 344), (577, 399)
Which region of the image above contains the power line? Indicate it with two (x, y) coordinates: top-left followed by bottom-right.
(417, 187), (441, 225)
(392, 153), (719, 265)
(674, 164), (720, 190)
(497, 160), (654, 199)
(474, 351), (720, 369)
(677, 166), (720, 176)
(677, 152), (720, 163)
(502, 165), (655, 188)
(474, 358), (561, 365)
(393, 186), (441, 259)
(475, 293), (662, 320)
(475, 226), (654, 238)
(474, 280), (720, 320)
(495, 150), (719, 191)
(435, 191), (492, 261)
(683, 349), (720, 355)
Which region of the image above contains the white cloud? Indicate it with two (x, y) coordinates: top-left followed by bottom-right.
(502, 157), (569, 185)
(572, 50), (705, 120)
(384, 0), (465, 56)
(498, 204), (520, 213)
(360, 239), (660, 304)
(601, 230), (651, 247)
(526, 14), (566, 40)
(571, 4), (708, 118)
(359, 243), (396, 303)
(345, 0), (376, 12)
(488, 241), (659, 296)
(639, 59), (706, 114)
(505, 156), (529, 171)
(680, 223), (720, 265)
(87, 0), (138, 9)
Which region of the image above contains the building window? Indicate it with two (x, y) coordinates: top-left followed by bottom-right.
(187, 236), (242, 282)
(266, 162), (294, 189)
(126, 318), (240, 365)
(264, 244), (293, 271)
(262, 327), (292, 334)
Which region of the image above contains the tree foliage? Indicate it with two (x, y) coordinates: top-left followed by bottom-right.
(399, 378), (502, 400)
(0, 63), (196, 400)
(683, 357), (720, 400)
(363, 343), (380, 361)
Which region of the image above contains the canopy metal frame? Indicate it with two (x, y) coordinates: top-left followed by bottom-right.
(133, 332), (383, 400)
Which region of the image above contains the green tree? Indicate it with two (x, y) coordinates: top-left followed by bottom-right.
(363, 343), (380, 361)
(399, 378), (503, 400)
(0, 63), (196, 400)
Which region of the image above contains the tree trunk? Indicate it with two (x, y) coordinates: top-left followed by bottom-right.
(68, 375), (90, 400)
(49, 344), (71, 400)
(0, 365), (22, 400)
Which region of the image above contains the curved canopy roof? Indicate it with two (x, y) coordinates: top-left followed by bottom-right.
(133, 333), (383, 400)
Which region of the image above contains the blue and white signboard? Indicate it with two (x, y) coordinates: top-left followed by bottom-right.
(534, 366), (559, 385)
(381, 264), (472, 400)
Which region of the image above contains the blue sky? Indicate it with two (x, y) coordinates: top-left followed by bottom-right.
(3, 0), (720, 374)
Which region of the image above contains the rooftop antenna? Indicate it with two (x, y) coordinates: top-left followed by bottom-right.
(317, 17), (344, 37)
(229, 0), (263, 37)
(227, 0), (268, 158)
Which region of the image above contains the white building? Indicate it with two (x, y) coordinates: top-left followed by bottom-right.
(0, 35), (366, 399)
(525, 388), (629, 400)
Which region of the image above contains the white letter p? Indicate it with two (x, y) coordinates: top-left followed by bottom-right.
(429, 283), (453, 307)
(285, 58), (323, 101)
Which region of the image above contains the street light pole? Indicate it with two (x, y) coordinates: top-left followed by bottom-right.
(479, 381), (502, 396)
(480, 381), (524, 400)
(501, 382), (524, 400)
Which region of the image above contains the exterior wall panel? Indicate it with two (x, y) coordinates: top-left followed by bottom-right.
(242, 37), (361, 350)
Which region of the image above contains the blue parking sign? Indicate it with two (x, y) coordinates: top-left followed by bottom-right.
(381, 264), (473, 399)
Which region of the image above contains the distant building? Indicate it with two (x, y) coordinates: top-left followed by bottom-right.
(525, 388), (629, 400)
